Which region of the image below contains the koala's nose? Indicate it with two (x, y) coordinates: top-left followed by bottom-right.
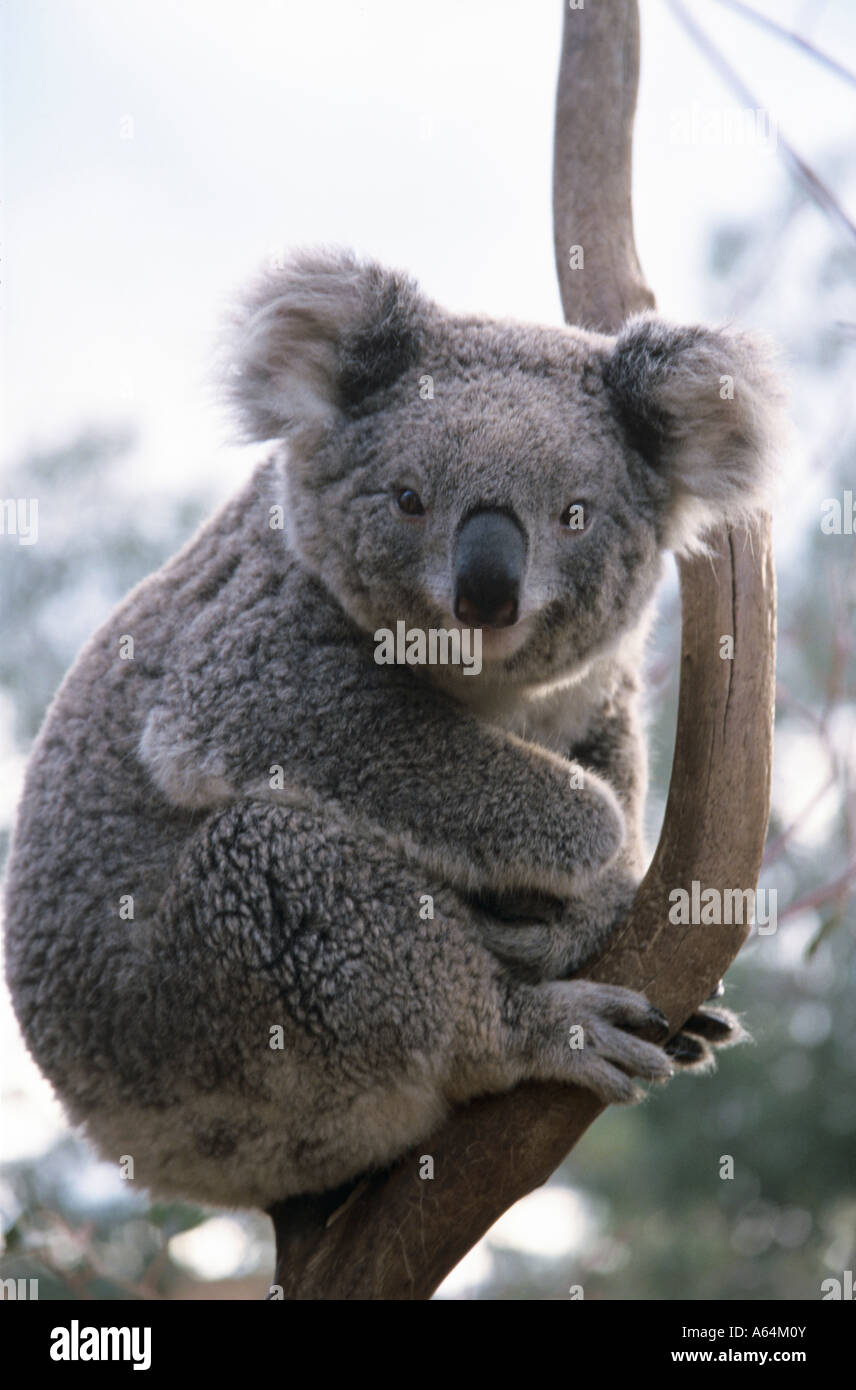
(453, 509), (526, 629)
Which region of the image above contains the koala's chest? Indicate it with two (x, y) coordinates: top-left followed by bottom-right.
(505, 689), (606, 758)
(457, 674), (613, 759)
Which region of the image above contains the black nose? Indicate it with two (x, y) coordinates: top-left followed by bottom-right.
(453, 509), (526, 628)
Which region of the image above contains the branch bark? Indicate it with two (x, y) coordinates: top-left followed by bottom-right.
(268, 0), (776, 1300)
(553, 0), (655, 331)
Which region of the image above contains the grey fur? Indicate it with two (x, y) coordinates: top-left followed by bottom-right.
(4, 251), (785, 1209)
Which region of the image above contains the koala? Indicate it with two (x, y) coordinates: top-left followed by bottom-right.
(4, 250), (784, 1211)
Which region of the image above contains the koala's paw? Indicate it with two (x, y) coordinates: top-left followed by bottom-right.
(541, 980), (675, 1104)
(560, 770), (626, 881)
(665, 1004), (748, 1071)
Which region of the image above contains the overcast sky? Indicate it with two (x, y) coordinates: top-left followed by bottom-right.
(2, 0), (854, 502)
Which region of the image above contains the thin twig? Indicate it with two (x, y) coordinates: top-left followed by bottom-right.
(667, 0), (856, 248)
(778, 859), (856, 924)
(712, 0), (856, 89)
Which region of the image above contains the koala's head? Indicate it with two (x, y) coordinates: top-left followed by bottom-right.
(227, 249), (785, 689)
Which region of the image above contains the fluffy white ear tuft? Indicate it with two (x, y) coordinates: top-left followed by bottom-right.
(603, 313), (789, 552)
(223, 248), (427, 443)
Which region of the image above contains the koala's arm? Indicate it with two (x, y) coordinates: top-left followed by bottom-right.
(473, 678), (648, 977)
(565, 679), (648, 869)
(139, 572), (624, 902)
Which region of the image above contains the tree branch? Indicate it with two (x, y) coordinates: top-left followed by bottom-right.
(269, 0), (776, 1300)
(711, 0), (856, 90)
(552, 0), (654, 331)
(667, 0), (856, 248)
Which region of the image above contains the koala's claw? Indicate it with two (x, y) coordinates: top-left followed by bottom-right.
(666, 1031), (709, 1064)
(681, 1008), (736, 1042)
(623, 1004), (671, 1044)
(665, 1005), (746, 1071)
(539, 986), (747, 1102)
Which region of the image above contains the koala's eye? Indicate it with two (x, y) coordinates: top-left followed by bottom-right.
(396, 488), (425, 517)
(560, 501), (589, 532)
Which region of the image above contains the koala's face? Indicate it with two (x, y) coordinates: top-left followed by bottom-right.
(288, 338), (668, 688)
(228, 251), (783, 689)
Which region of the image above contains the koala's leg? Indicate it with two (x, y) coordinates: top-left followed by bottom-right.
(476, 886), (746, 1074)
(102, 800), (675, 1209)
(494, 978), (674, 1105)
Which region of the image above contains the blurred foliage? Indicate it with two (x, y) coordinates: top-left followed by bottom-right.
(0, 429), (208, 747)
(1, 1136), (272, 1299)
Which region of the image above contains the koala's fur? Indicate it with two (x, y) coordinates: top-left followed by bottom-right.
(4, 250), (785, 1210)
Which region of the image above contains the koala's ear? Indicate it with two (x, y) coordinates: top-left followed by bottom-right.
(225, 249), (427, 442)
(602, 313), (787, 550)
